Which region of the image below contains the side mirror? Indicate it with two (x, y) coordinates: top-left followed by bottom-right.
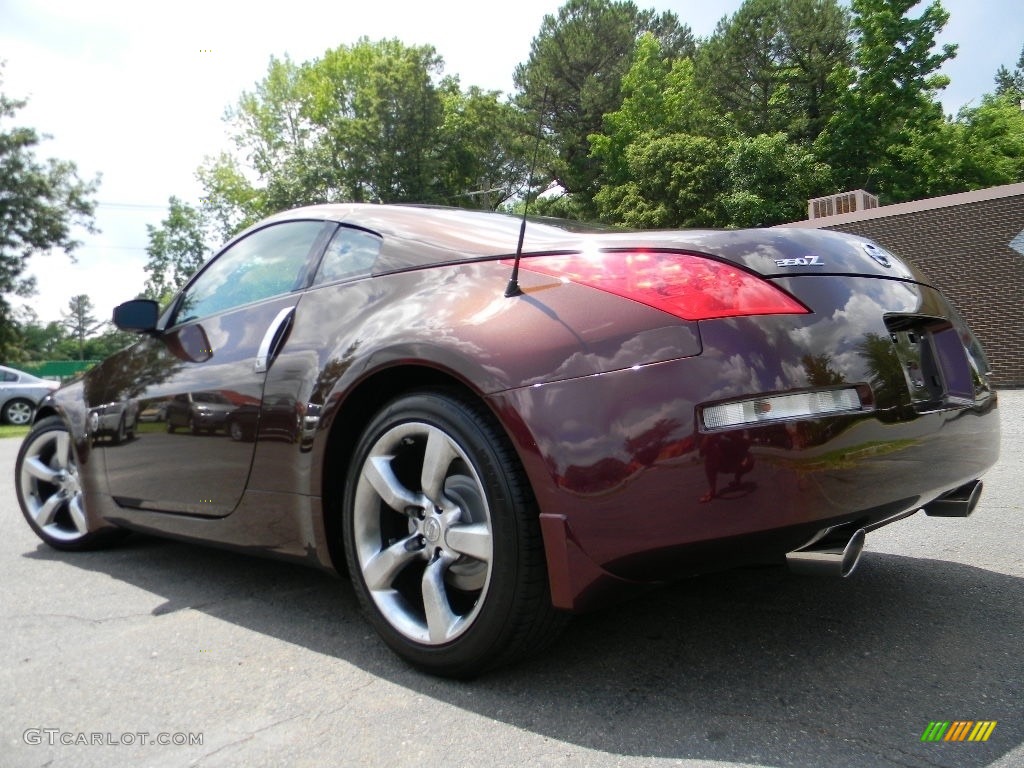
(113, 299), (160, 333)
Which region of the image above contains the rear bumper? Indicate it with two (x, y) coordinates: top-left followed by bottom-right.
(491, 277), (1000, 610)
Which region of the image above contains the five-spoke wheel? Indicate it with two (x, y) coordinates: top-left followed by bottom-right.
(352, 420), (494, 645)
(343, 391), (562, 677)
(15, 416), (126, 550)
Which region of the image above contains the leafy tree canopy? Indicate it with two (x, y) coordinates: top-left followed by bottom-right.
(696, 0), (852, 142)
(143, 196), (209, 305)
(199, 39), (534, 239)
(514, 0), (694, 211)
(815, 0), (957, 199)
(994, 43), (1024, 102)
(0, 64), (100, 359)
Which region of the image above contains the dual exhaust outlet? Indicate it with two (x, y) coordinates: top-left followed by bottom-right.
(786, 480), (983, 578)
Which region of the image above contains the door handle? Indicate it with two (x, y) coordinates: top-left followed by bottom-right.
(255, 306), (295, 373)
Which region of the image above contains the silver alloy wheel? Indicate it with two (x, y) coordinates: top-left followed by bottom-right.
(352, 421), (494, 645)
(18, 426), (88, 542)
(5, 399), (33, 426)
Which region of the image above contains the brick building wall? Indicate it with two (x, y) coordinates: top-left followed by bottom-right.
(784, 183), (1024, 387)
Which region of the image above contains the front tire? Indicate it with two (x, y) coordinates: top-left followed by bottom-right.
(15, 416), (126, 551)
(343, 390), (563, 677)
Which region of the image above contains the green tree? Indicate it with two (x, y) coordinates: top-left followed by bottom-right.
(199, 39), (532, 233)
(196, 152), (266, 241)
(591, 35), (724, 188)
(591, 35), (834, 228)
(8, 306), (67, 362)
(695, 0), (851, 142)
(61, 294), (104, 361)
(889, 96), (1024, 198)
(0, 66), (100, 359)
(815, 0), (956, 200)
(80, 326), (135, 359)
(719, 133), (834, 226)
(589, 35), (729, 226)
(955, 96), (1024, 184)
(593, 133), (729, 228)
(994, 43), (1024, 102)
(143, 196), (209, 303)
(514, 0), (694, 211)
(435, 83), (537, 209)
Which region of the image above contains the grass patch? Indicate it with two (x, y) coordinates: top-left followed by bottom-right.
(0, 425), (30, 439)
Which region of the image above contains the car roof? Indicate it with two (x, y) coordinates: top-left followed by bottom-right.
(1, 364), (35, 378)
(260, 204), (598, 260)
(228, 203), (896, 279)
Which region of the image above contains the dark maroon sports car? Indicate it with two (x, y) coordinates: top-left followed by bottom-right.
(15, 204), (1000, 676)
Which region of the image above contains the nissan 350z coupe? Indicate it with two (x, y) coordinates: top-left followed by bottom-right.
(15, 205), (999, 676)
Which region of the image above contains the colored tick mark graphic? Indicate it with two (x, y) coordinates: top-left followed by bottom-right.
(921, 721), (997, 742)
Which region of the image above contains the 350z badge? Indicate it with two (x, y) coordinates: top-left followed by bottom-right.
(775, 254), (825, 267)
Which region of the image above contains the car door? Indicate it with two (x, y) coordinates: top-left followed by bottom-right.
(99, 219), (334, 516)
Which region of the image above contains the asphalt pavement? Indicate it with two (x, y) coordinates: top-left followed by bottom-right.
(1, 392), (1022, 768)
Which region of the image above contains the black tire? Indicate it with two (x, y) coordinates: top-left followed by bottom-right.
(189, 416), (201, 435)
(167, 421), (176, 433)
(342, 389), (565, 678)
(110, 415), (127, 445)
(3, 398), (34, 426)
(15, 416), (128, 551)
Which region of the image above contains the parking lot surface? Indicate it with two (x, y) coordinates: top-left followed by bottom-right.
(2, 392), (1022, 767)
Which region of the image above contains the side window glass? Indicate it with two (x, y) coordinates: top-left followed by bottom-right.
(313, 227), (381, 285)
(1, 371), (17, 382)
(174, 221), (325, 324)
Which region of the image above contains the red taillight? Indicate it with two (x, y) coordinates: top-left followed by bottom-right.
(507, 251), (809, 321)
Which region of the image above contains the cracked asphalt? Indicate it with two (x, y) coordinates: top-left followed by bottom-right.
(1, 391), (1022, 768)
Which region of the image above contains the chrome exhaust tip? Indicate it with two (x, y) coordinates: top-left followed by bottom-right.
(922, 480), (983, 518)
(786, 528), (866, 578)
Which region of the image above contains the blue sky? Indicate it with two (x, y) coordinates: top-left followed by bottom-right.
(1, 0), (1021, 325)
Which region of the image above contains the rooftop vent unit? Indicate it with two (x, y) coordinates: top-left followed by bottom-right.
(808, 190), (879, 220)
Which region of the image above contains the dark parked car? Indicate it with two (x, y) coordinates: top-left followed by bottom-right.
(1, 365), (60, 426)
(14, 205), (1000, 677)
(165, 391), (235, 434)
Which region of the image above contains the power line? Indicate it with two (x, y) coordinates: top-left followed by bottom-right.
(94, 201), (175, 211)
(76, 244), (148, 251)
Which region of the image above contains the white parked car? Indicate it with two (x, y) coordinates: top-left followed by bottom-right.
(0, 365), (60, 426)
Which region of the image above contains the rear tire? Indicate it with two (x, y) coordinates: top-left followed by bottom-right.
(110, 415), (127, 445)
(342, 390), (564, 677)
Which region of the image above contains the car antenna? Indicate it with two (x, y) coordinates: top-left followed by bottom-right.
(505, 88), (548, 298)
